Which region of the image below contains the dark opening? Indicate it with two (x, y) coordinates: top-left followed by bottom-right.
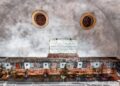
(82, 16), (94, 27)
(34, 13), (46, 26)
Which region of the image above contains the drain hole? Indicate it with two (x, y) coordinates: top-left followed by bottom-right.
(80, 12), (96, 30)
(32, 10), (48, 28)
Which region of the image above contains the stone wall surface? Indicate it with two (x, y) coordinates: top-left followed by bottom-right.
(0, 0), (119, 57)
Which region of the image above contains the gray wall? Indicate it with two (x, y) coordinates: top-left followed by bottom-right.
(0, 0), (119, 57)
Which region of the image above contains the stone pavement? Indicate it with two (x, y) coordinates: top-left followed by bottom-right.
(0, 81), (119, 86)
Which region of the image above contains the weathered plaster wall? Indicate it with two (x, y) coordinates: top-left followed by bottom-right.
(91, 0), (120, 58)
(0, 0), (119, 57)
